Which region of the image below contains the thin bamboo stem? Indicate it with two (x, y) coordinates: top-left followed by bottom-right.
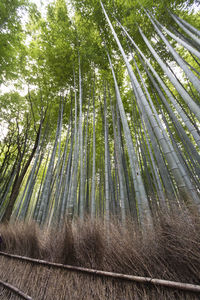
(0, 279), (32, 300)
(1, 251), (200, 293)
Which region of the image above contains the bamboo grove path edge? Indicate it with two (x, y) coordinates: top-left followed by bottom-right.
(0, 251), (200, 294)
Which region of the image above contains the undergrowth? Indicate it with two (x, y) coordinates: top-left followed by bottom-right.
(0, 208), (200, 299)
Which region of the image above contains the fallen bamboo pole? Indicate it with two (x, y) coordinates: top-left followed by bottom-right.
(0, 251), (200, 293)
(0, 279), (33, 300)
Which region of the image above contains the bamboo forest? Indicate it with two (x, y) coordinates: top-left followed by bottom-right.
(0, 0), (200, 299)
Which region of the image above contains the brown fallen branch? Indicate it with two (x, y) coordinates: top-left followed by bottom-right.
(0, 279), (33, 300)
(0, 251), (200, 293)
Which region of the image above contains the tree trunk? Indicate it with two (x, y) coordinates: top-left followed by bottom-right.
(2, 125), (41, 223)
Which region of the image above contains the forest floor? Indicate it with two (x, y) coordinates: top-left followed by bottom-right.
(0, 209), (200, 299)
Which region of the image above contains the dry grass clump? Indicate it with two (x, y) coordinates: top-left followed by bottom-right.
(0, 207), (200, 299)
(99, 208), (200, 285)
(0, 221), (41, 258)
(156, 209), (200, 284)
(73, 217), (105, 269)
(44, 221), (75, 264)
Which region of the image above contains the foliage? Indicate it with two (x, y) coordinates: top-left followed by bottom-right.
(0, 0), (29, 83)
(0, 0), (199, 224)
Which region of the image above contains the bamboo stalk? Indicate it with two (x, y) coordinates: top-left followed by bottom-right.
(0, 251), (200, 293)
(0, 279), (32, 300)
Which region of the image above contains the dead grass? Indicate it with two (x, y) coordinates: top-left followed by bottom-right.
(0, 221), (41, 258)
(0, 208), (200, 299)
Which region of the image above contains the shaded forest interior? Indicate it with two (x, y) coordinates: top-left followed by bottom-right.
(0, 0), (200, 226)
(0, 0), (200, 298)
